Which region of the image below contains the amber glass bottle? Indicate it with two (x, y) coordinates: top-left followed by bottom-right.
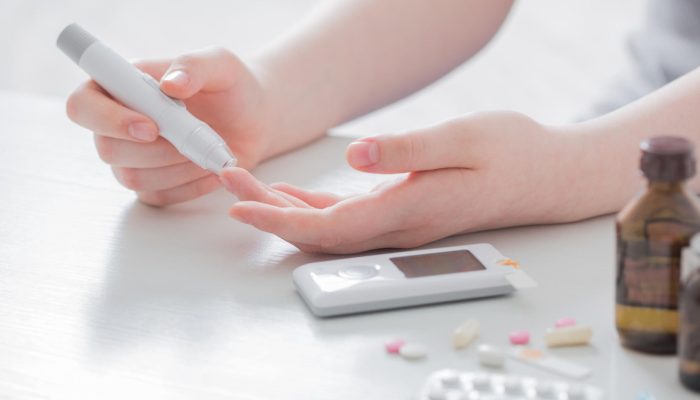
(680, 235), (700, 392)
(616, 136), (700, 354)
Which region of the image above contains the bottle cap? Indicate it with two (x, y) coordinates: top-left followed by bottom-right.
(640, 136), (696, 181)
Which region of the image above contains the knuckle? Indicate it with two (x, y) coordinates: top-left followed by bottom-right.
(66, 81), (98, 124)
(93, 135), (113, 164)
(203, 46), (240, 73)
(138, 191), (168, 207)
(175, 51), (205, 70)
(206, 45), (235, 61)
(117, 167), (142, 191)
(65, 82), (92, 123)
(397, 135), (425, 169)
(65, 92), (81, 123)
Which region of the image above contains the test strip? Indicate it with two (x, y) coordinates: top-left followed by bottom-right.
(510, 347), (592, 379)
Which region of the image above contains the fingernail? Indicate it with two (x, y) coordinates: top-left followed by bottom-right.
(347, 140), (379, 167)
(220, 174), (235, 192)
(128, 122), (157, 141)
(162, 70), (190, 86)
(230, 209), (250, 224)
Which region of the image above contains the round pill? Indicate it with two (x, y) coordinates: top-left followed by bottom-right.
(399, 343), (427, 360)
(554, 317), (577, 328)
(477, 344), (506, 368)
(385, 338), (405, 354)
(509, 330), (530, 345)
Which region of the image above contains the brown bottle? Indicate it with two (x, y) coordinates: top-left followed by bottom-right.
(680, 236), (700, 392)
(616, 136), (700, 354)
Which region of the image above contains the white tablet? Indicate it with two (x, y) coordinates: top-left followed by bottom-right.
(293, 243), (536, 317)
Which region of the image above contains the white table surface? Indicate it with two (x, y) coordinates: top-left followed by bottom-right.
(1, 90), (697, 400)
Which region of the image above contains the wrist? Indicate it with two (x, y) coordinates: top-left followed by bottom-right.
(550, 120), (644, 220)
(247, 53), (333, 164)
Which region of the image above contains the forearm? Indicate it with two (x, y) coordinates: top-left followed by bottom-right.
(566, 66), (700, 216)
(252, 0), (513, 159)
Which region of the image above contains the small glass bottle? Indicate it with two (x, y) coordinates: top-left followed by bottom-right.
(616, 136), (700, 354)
(680, 234), (700, 392)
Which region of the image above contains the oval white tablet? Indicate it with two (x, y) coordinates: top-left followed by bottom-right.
(399, 343), (428, 360)
(477, 344), (505, 368)
(452, 319), (480, 349)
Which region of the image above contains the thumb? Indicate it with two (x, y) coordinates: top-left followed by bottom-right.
(345, 122), (474, 173)
(159, 46), (242, 99)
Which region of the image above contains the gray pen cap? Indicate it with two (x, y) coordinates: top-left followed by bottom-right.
(57, 23), (97, 64)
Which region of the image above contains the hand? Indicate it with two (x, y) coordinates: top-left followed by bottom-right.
(66, 47), (271, 205)
(221, 111), (592, 254)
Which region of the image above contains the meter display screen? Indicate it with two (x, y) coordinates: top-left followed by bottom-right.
(390, 250), (486, 278)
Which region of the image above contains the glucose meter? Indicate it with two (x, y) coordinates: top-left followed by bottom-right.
(293, 243), (536, 317)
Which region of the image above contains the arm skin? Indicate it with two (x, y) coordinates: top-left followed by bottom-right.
(252, 0), (515, 159)
(65, 0), (514, 205)
(221, 66), (700, 253)
(571, 64), (700, 215)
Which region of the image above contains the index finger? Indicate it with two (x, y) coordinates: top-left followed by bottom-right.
(229, 192), (402, 252)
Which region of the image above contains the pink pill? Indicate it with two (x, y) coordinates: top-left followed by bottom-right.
(385, 339), (406, 354)
(554, 317), (577, 328)
(509, 330), (530, 345)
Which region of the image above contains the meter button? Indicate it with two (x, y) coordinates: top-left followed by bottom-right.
(337, 265), (379, 280)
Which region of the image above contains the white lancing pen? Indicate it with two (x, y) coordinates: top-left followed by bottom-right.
(57, 23), (237, 174)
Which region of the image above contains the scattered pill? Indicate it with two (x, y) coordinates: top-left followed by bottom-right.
(399, 343), (427, 360)
(452, 319), (480, 349)
(554, 317), (577, 328)
(477, 344), (506, 368)
(518, 347), (545, 360)
(545, 326), (592, 347)
(511, 347), (592, 379)
(509, 330), (530, 345)
(385, 338), (405, 354)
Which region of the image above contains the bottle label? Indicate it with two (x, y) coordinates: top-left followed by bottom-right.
(617, 220), (691, 309)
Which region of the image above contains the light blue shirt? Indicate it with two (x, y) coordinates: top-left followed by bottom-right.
(588, 0), (700, 117)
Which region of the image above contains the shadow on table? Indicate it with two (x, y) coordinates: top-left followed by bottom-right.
(85, 135), (392, 351)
